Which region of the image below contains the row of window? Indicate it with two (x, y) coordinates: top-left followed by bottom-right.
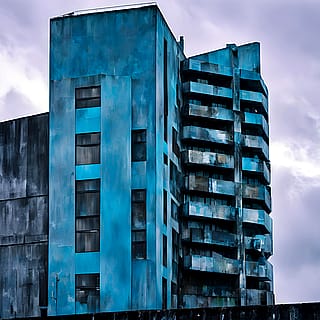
(75, 130), (147, 165)
(76, 273), (176, 310)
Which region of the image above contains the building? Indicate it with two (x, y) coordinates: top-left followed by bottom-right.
(0, 4), (273, 319)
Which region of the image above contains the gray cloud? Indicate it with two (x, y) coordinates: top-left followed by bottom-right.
(1, 0), (320, 304)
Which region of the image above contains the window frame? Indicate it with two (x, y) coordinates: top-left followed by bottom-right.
(76, 132), (101, 165)
(75, 85), (101, 109)
(131, 189), (147, 259)
(75, 179), (100, 253)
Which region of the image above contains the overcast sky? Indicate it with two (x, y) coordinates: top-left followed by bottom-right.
(1, 0), (320, 305)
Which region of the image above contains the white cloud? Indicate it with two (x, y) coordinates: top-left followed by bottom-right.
(271, 141), (320, 180)
(0, 45), (48, 119)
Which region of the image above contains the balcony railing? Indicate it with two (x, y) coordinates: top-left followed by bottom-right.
(243, 134), (269, 159)
(185, 175), (235, 196)
(183, 103), (233, 122)
(182, 150), (234, 169)
(246, 260), (273, 281)
(246, 289), (274, 306)
(243, 184), (271, 212)
(182, 126), (233, 145)
(183, 201), (236, 222)
(243, 208), (272, 234)
(242, 157), (270, 184)
(184, 253), (240, 275)
(183, 59), (233, 78)
(183, 81), (232, 100)
(244, 234), (273, 255)
(240, 89), (268, 114)
(182, 228), (237, 248)
(183, 294), (237, 308)
(244, 111), (269, 139)
(240, 69), (268, 97)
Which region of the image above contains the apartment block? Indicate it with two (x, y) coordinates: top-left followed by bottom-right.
(0, 4), (273, 318)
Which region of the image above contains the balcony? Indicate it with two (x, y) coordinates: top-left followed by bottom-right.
(243, 134), (269, 160)
(182, 150), (234, 169)
(183, 81), (232, 100)
(243, 184), (271, 212)
(246, 260), (273, 281)
(183, 103), (233, 122)
(183, 294), (237, 308)
(183, 59), (233, 78)
(246, 289), (274, 306)
(182, 126), (233, 145)
(244, 111), (269, 139)
(184, 253), (240, 275)
(240, 69), (268, 97)
(240, 89), (268, 114)
(183, 201), (236, 222)
(243, 208), (272, 234)
(186, 175), (235, 196)
(244, 234), (273, 255)
(182, 228), (237, 248)
(242, 157), (270, 184)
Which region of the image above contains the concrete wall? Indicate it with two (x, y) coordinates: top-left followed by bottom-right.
(0, 113), (49, 319)
(49, 5), (184, 315)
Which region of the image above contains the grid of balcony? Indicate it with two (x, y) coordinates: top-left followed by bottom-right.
(180, 52), (273, 307)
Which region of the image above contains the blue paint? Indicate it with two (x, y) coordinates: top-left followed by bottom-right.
(75, 107), (101, 134)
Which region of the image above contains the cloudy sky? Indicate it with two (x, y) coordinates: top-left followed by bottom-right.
(1, 0), (320, 305)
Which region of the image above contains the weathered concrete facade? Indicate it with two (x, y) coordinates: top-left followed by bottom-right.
(0, 114), (49, 319)
(48, 5), (184, 316)
(180, 44), (273, 307)
(0, 4), (273, 319)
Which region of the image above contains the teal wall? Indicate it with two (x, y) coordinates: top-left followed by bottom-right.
(49, 5), (184, 315)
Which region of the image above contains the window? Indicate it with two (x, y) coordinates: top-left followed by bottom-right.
(75, 86), (101, 108)
(76, 179), (100, 252)
(171, 199), (178, 221)
(76, 274), (100, 311)
(132, 130), (146, 161)
(163, 234), (167, 267)
(162, 277), (167, 310)
(132, 189), (146, 259)
(172, 229), (179, 282)
(76, 133), (100, 165)
(171, 281), (177, 308)
(163, 153), (168, 165)
(163, 189), (167, 226)
(172, 127), (179, 157)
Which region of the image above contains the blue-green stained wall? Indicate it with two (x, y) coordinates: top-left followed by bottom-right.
(49, 5), (184, 316)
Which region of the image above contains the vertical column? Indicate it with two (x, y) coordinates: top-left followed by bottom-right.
(229, 44), (246, 306)
(100, 75), (132, 311)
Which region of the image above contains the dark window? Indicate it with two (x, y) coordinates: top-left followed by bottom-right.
(76, 133), (100, 165)
(75, 86), (101, 108)
(163, 234), (167, 267)
(171, 281), (177, 308)
(170, 160), (180, 200)
(172, 127), (179, 157)
(164, 39), (168, 142)
(172, 229), (179, 282)
(162, 277), (167, 310)
(132, 189), (146, 259)
(164, 153), (168, 165)
(171, 199), (178, 221)
(76, 179), (100, 252)
(163, 190), (167, 225)
(132, 130), (146, 161)
(76, 274), (100, 312)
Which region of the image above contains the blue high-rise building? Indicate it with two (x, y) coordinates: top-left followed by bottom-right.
(0, 4), (273, 318)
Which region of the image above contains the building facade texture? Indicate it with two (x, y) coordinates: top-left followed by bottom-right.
(0, 4), (273, 319)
